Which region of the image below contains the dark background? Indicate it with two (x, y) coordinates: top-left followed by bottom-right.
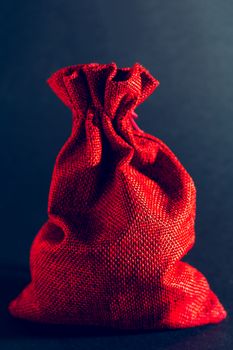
(0, 0), (232, 349)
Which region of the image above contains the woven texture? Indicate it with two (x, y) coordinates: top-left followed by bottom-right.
(9, 62), (227, 329)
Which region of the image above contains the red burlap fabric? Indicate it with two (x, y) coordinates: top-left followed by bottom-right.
(9, 62), (227, 329)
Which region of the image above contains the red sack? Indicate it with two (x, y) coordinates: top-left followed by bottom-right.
(9, 62), (227, 329)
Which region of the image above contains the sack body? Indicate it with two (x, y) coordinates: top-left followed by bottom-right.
(8, 62), (227, 329)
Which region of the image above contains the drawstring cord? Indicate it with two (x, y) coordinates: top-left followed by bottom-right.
(130, 110), (144, 132)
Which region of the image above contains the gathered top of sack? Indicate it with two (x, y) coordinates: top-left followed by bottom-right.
(47, 62), (160, 119)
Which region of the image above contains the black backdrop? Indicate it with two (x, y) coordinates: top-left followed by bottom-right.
(0, 1), (232, 349)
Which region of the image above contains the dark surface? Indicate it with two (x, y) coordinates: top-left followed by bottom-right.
(0, 0), (232, 349)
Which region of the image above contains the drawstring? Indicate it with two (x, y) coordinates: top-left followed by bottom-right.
(130, 110), (144, 132)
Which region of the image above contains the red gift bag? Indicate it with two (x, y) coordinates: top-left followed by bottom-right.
(9, 62), (227, 329)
